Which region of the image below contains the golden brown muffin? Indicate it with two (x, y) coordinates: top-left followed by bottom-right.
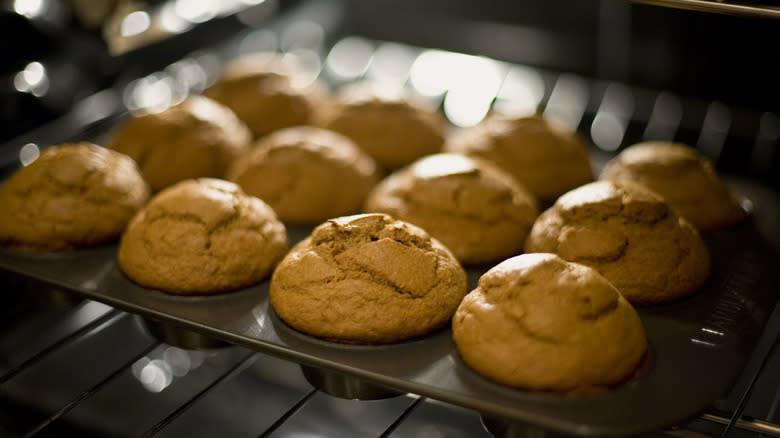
(365, 153), (538, 265)
(228, 126), (380, 224)
(524, 180), (710, 305)
(269, 213), (467, 344)
(118, 178), (288, 295)
(108, 95), (251, 192)
(599, 141), (746, 232)
(319, 83), (446, 169)
(204, 52), (324, 138)
(0, 142), (149, 252)
(445, 112), (593, 201)
(452, 253), (647, 393)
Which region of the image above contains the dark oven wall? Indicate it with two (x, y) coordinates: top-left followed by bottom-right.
(336, 0), (780, 114)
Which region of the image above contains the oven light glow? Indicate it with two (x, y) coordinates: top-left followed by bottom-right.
(14, 62), (50, 97)
(120, 11), (151, 37)
(13, 0), (45, 18)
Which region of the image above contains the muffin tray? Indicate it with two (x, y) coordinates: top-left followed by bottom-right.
(1, 183), (778, 436)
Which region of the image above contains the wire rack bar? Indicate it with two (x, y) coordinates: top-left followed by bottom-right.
(378, 395), (426, 438)
(142, 350), (259, 438)
(22, 340), (162, 438)
(0, 308), (124, 385)
(257, 387), (318, 438)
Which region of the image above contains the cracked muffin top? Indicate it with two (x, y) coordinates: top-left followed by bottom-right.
(599, 141), (746, 232)
(365, 153), (538, 265)
(452, 253), (647, 393)
(445, 112), (593, 201)
(269, 213), (467, 344)
(228, 126), (380, 224)
(0, 142), (150, 252)
(524, 180), (710, 304)
(108, 95), (252, 192)
(118, 178), (288, 295)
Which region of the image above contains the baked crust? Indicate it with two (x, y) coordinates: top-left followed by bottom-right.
(108, 95), (252, 192)
(118, 178), (288, 295)
(445, 113), (593, 201)
(599, 141), (746, 231)
(229, 126), (379, 224)
(452, 253), (647, 393)
(269, 213), (467, 344)
(365, 153), (538, 265)
(0, 142), (149, 252)
(524, 180), (710, 304)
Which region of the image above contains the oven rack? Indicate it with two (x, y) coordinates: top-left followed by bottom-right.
(626, 0), (780, 19)
(0, 295), (778, 438)
(1, 25), (780, 437)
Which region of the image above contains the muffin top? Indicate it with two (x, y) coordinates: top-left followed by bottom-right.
(445, 112), (593, 201)
(108, 95), (252, 192)
(228, 126), (379, 224)
(319, 83), (445, 169)
(0, 142), (149, 252)
(269, 213), (467, 344)
(453, 253), (647, 393)
(205, 52), (325, 138)
(118, 178), (288, 295)
(599, 141), (746, 231)
(524, 180), (710, 304)
(365, 153), (538, 265)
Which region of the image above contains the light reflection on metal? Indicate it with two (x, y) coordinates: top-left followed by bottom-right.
(442, 55), (503, 127)
(493, 65), (545, 116)
(13, 0), (45, 18)
(690, 338), (718, 348)
(166, 58), (209, 94)
(285, 50), (322, 88)
(590, 83), (633, 151)
(750, 112), (780, 174)
(409, 50), (504, 127)
(124, 73), (181, 114)
(697, 101), (731, 162)
(175, 0), (219, 23)
(701, 327), (725, 336)
(132, 346), (207, 393)
(543, 74), (588, 131)
(366, 42), (418, 86)
(120, 10), (151, 37)
(409, 50), (452, 97)
(643, 92), (682, 142)
(19, 143), (40, 167)
(237, 29), (278, 56)
(325, 37), (375, 81)
(159, 2), (193, 33)
(280, 20), (325, 52)
(14, 62), (50, 97)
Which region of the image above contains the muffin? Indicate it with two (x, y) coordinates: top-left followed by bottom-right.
(365, 153), (538, 265)
(599, 141), (746, 232)
(319, 83), (446, 169)
(269, 213), (467, 344)
(118, 178), (288, 295)
(108, 95), (252, 192)
(445, 112), (593, 201)
(0, 142), (150, 252)
(452, 253), (647, 393)
(204, 52), (324, 138)
(524, 180), (710, 305)
(228, 126), (380, 224)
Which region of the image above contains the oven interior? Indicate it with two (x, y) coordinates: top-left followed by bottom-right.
(0, 0), (779, 437)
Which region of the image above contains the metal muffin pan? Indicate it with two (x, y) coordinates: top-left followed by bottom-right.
(0, 182), (778, 436)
